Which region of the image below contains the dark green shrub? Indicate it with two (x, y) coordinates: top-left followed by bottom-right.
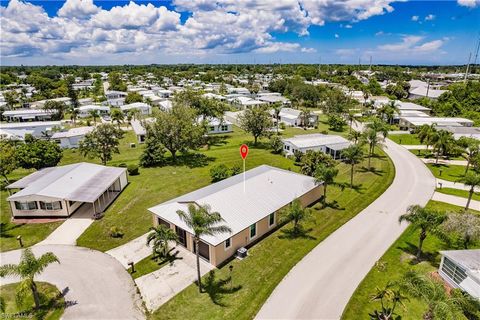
(210, 164), (230, 182)
(127, 164), (139, 175)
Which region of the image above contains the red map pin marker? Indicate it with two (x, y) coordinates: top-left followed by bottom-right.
(240, 144), (249, 160)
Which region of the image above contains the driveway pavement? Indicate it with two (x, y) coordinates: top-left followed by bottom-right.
(106, 232), (151, 268)
(256, 138), (436, 320)
(437, 178), (480, 192)
(421, 158), (468, 166)
(432, 192), (480, 210)
(135, 244), (215, 311)
(402, 144), (431, 150)
(0, 245), (144, 319)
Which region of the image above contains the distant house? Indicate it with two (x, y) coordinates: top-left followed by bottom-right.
(30, 97), (71, 109)
(159, 100), (173, 111)
(229, 96), (265, 109)
(155, 89), (173, 99)
(0, 121), (62, 139)
(149, 165), (323, 266)
(6, 163), (128, 218)
(2, 109), (56, 122)
(443, 126), (480, 141)
(76, 105), (110, 118)
(399, 117), (474, 131)
(120, 102), (151, 116)
(257, 92), (290, 105)
(51, 126), (94, 148)
(131, 118), (154, 143)
(409, 86), (447, 100)
(202, 93), (226, 101)
(438, 250), (480, 299)
(282, 134), (351, 159)
(275, 108), (318, 127)
(105, 91), (127, 106)
(204, 118), (233, 134)
(72, 79), (94, 90)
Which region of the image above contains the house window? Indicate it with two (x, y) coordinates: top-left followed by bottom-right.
(225, 238), (231, 249)
(209, 126), (215, 132)
(39, 201), (62, 211)
(441, 257), (467, 285)
(285, 145), (290, 151)
(250, 223), (257, 239)
(14, 201), (38, 211)
(221, 125), (229, 131)
(269, 213), (275, 227)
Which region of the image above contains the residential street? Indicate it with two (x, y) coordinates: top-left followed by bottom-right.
(256, 138), (436, 320)
(0, 245), (144, 320)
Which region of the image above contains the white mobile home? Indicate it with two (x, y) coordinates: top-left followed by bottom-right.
(76, 105), (110, 118)
(204, 118), (233, 134)
(51, 126), (94, 148)
(2, 109), (56, 122)
(399, 117), (474, 131)
(282, 134), (351, 159)
(439, 250), (480, 299)
(275, 108), (318, 127)
(120, 102), (152, 116)
(0, 121), (62, 138)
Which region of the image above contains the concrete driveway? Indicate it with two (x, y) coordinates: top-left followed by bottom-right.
(0, 245), (144, 319)
(256, 139), (436, 320)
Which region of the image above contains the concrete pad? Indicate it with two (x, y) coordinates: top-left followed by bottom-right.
(421, 158), (468, 166)
(437, 178), (480, 192)
(402, 144), (430, 150)
(135, 245), (214, 311)
(107, 232), (151, 268)
(432, 192), (480, 210)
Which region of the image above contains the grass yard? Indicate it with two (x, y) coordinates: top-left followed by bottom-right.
(129, 253), (177, 279)
(427, 163), (468, 182)
(150, 148), (394, 319)
(436, 187), (480, 201)
(342, 201), (479, 320)
(389, 134), (421, 145)
(0, 282), (65, 320)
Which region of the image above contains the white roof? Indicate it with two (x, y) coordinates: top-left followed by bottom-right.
(77, 105), (110, 111)
(131, 118), (154, 136)
(282, 133), (350, 149)
(3, 109), (55, 116)
(441, 250), (480, 271)
(401, 117), (474, 126)
(1, 121), (62, 129)
(279, 108), (301, 119)
(120, 102), (150, 111)
(0, 128), (34, 140)
(51, 126), (94, 139)
(395, 101), (430, 111)
(149, 165), (319, 246)
(7, 163), (126, 203)
(202, 93), (225, 100)
(258, 95), (290, 104)
(410, 86), (447, 98)
(159, 100), (172, 110)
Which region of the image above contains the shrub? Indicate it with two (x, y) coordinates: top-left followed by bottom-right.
(270, 135), (284, 154)
(280, 123), (286, 130)
(118, 163), (127, 168)
(293, 150), (303, 163)
(230, 164), (241, 176)
(210, 164), (230, 182)
(109, 226), (124, 238)
(127, 164), (139, 175)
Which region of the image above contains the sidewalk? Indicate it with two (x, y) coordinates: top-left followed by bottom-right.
(421, 158), (468, 166)
(402, 145), (431, 150)
(436, 178), (480, 192)
(432, 192), (480, 210)
(106, 232), (151, 268)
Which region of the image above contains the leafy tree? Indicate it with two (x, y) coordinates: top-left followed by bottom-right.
(140, 128), (166, 167)
(146, 225), (178, 259)
(89, 109), (100, 125)
(456, 137), (480, 174)
(368, 282), (407, 320)
(385, 84), (407, 99)
(348, 130), (363, 144)
(328, 114), (347, 131)
(148, 105), (205, 162)
(0, 141), (17, 184)
(315, 164), (339, 204)
(176, 204), (231, 292)
(210, 164), (230, 182)
(363, 128), (384, 169)
(125, 92), (143, 104)
(300, 150), (336, 176)
(377, 101), (399, 124)
(238, 107), (272, 144)
(441, 212), (480, 249)
(108, 72), (127, 91)
(271, 102), (283, 133)
(70, 108), (79, 126)
(280, 198), (312, 235)
(16, 136), (63, 170)
(110, 108), (124, 128)
(67, 77), (79, 109)
(43, 100), (67, 120)
(79, 124), (124, 165)
(431, 130), (455, 164)
(0, 248), (59, 310)
(270, 135), (283, 154)
(398, 205), (446, 260)
(342, 144), (365, 187)
(417, 124), (437, 151)
(459, 172), (480, 211)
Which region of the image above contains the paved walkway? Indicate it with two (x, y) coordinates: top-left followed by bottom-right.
(135, 244), (215, 311)
(0, 245), (144, 319)
(436, 178), (480, 192)
(256, 138), (436, 319)
(107, 232), (151, 268)
(402, 144), (431, 150)
(36, 204), (94, 246)
(421, 158), (468, 166)
(432, 192), (480, 210)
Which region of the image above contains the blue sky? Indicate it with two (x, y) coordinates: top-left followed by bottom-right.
(1, 0), (479, 66)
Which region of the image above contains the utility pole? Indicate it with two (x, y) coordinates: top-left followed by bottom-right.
(369, 56), (372, 72)
(464, 52), (472, 83)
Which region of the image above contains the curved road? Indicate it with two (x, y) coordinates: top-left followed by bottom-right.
(256, 139), (436, 320)
(0, 245), (144, 319)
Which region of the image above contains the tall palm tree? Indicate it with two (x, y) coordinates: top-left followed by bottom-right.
(456, 137), (480, 174)
(315, 164), (339, 204)
(110, 109), (125, 128)
(272, 102), (282, 133)
(176, 203), (231, 292)
(342, 144), (365, 187)
(146, 225), (178, 259)
(89, 109), (99, 125)
(280, 198), (311, 234)
(398, 205), (446, 260)
(459, 172), (480, 211)
(364, 128), (383, 169)
(348, 130), (362, 145)
(417, 124), (436, 151)
(0, 248), (59, 309)
(377, 101), (399, 124)
(431, 130), (454, 164)
(70, 108), (79, 126)
(300, 108), (312, 129)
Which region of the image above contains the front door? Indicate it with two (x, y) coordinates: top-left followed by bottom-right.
(175, 226), (187, 247)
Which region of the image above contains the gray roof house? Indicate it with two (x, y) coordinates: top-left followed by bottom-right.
(439, 250), (480, 299)
(282, 134), (351, 159)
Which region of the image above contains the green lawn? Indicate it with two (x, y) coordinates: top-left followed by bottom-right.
(150, 148), (394, 319)
(130, 253), (176, 279)
(389, 134), (421, 145)
(436, 187), (480, 201)
(0, 282), (65, 320)
(427, 163), (468, 182)
(342, 201), (479, 320)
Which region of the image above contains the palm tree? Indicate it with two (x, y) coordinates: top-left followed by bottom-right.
(346, 111), (355, 133)
(348, 130), (362, 144)
(417, 124), (436, 151)
(70, 108), (79, 126)
(146, 225), (178, 259)
(89, 109), (99, 125)
(280, 198), (311, 234)
(377, 101), (399, 124)
(176, 203), (231, 292)
(456, 137), (480, 174)
(431, 130), (454, 164)
(459, 171), (480, 211)
(364, 128), (384, 169)
(272, 102), (282, 133)
(300, 108), (312, 129)
(398, 205), (446, 260)
(0, 248), (59, 309)
(342, 144), (365, 187)
(110, 109), (125, 128)
(315, 164), (339, 204)
(400, 271), (469, 320)
(441, 212), (480, 249)
(369, 282), (407, 320)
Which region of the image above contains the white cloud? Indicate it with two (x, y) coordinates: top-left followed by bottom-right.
(335, 33), (340, 38)
(425, 14), (435, 21)
(57, 0), (100, 19)
(413, 39), (443, 52)
(411, 15), (419, 21)
(457, 0), (479, 7)
(378, 35), (445, 54)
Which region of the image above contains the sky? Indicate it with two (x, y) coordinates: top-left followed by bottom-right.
(0, 0), (479, 66)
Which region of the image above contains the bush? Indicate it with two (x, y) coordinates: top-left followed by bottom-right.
(270, 135), (284, 154)
(109, 226), (124, 238)
(210, 164), (230, 182)
(230, 164), (241, 176)
(127, 164), (139, 175)
(280, 123), (286, 130)
(118, 163), (127, 168)
(293, 150), (303, 163)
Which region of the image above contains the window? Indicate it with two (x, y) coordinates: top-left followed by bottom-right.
(221, 125), (229, 131)
(39, 201), (62, 211)
(209, 126), (215, 132)
(441, 257), (467, 285)
(250, 223), (257, 239)
(269, 213), (275, 227)
(14, 201), (37, 211)
(225, 238), (231, 249)
(285, 145), (290, 151)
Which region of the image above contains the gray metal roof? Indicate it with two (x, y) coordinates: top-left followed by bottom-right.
(149, 165), (320, 246)
(441, 250), (480, 271)
(7, 163), (126, 203)
(282, 134), (350, 149)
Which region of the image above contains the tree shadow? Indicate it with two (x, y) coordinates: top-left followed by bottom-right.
(278, 226), (317, 240)
(167, 153), (216, 168)
(323, 200), (345, 210)
(358, 166), (385, 176)
(205, 135), (229, 148)
(153, 249), (182, 265)
(18, 286), (72, 320)
(0, 222), (24, 238)
(337, 182), (365, 194)
(202, 270), (242, 307)
(398, 242), (439, 266)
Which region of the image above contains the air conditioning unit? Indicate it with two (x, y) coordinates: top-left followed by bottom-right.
(236, 247), (248, 259)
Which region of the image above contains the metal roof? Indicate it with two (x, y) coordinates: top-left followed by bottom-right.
(149, 165), (320, 246)
(282, 134), (350, 149)
(441, 250), (480, 271)
(7, 163), (126, 203)
(51, 126), (94, 139)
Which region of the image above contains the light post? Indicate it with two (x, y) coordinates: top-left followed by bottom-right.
(128, 261), (135, 274)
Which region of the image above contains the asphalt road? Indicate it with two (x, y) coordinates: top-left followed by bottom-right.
(256, 139), (436, 320)
(0, 245), (144, 319)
